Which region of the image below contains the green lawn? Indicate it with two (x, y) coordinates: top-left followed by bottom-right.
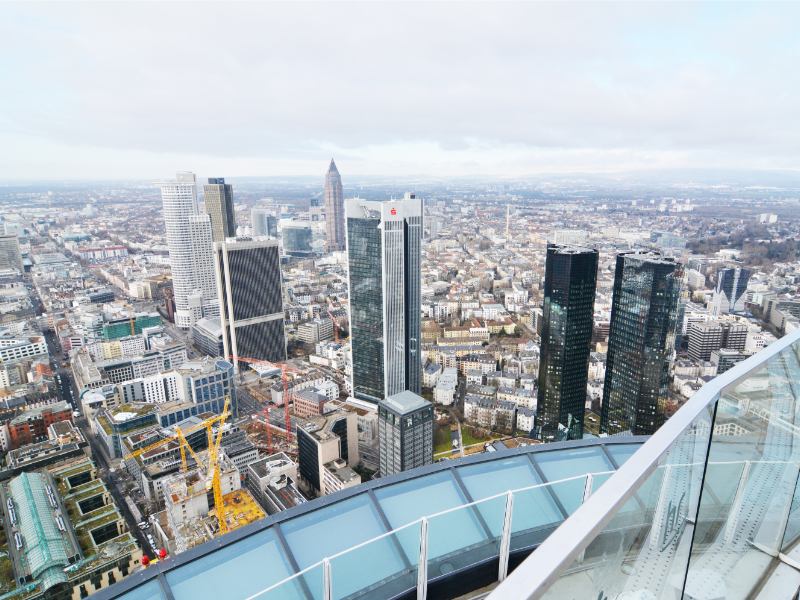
(434, 427), (453, 455)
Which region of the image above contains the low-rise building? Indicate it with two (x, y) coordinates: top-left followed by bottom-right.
(464, 394), (516, 433)
(246, 453), (306, 515)
(297, 409), (359, 496)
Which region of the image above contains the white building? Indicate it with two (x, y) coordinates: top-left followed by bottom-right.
(158, 173), (218, 328)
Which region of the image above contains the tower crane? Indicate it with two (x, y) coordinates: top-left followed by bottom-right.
(230, 356), (305, 450)
(121, 302), (135, 336)
(326, 310), (346, 343)
(124, 398), (232, 534)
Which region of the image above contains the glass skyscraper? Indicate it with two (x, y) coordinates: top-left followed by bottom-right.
(601, 251), (684, 436)
(537, 244), (598, 441)
(345, 194), (421, 404)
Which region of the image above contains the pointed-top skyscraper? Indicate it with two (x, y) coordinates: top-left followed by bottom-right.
(324, 159), (345, 252)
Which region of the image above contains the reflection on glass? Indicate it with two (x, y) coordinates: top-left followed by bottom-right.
(427, 495), (507, 581)
(541, 397), (714, 600)
(166, 529), (295, 600)
(259, 563), (322, 600)
(688, 346), (800, 599)
(534, 447), (615, 514)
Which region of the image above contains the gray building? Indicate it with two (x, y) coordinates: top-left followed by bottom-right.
(297, 409), (359, 496)
(251, 208), (277, 239)
(282, 222), (313, 257)
(246, 453), (306, 515)
(0, 234), (23, 273)
(191, 317), (224, 357)
(203, 178), (236, 242)
(213, 237), (287, 371)
(688, 321), (723, 362)
(378, 391), (433, 477)
(345, 194), (422, 404)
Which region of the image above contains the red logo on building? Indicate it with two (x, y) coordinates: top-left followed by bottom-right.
(391, 207), (397, 215)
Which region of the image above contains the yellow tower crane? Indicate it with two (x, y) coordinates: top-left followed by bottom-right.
(124, 398), (232, 534)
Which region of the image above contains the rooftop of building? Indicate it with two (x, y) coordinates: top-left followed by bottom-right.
(297, 409), (352, 443)
(9, 400), (70, 426)
(380, 390), (431, 415)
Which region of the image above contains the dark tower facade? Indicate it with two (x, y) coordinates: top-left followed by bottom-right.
(213, 238), (287, 373)
(536, 245), (598, 442)
(324, 160), (345, 252)
(601, 251), (684, 437)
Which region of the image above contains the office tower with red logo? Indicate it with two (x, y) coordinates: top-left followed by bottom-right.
(344, 194), (422, 403)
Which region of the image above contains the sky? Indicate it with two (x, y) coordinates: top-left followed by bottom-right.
(1, 2), (800, 181)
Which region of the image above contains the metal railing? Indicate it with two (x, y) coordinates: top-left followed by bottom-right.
(244, 472), (613, 600)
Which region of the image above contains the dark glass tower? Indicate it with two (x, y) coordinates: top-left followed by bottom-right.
(536, 244), (598, 442)
(203, 178), (236, 242)
(601, 251), (684, 436)
(346, 194), (421, 404)
(213, 238), (287, 373)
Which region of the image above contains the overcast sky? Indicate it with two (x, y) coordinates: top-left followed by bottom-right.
(2, 2), (799, 181)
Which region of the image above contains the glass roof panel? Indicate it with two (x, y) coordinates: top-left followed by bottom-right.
(534, 447), (615, 515)
(605, 443), (644, 466)
(458, 456), (563, 534)
(374, 470), (485, 559)
(166, 529), (295, 600)
(280, 494), (396, 572)
(116, 580), (165, 600)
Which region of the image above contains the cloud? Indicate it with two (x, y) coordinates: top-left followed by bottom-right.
(1, 2), (799, 179)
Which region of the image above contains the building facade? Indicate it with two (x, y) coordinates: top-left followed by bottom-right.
(158, 172), (218, 328)
(202, 178), (237, 242)
(282, 222), (313, 257)
(711, 267), (751, 315)
(345, 194), (422, 403)
(537, 245), (598, 441)
(601, 251), (684, 436)
(0, 234), (23, 272)
(214, 238), (287, 371)
(378, 391), (433, 477)
(296, 409), (359, 496)
(324, 159), (345, 252)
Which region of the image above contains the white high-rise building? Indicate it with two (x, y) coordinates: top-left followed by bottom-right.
(157, 172), (218, 329)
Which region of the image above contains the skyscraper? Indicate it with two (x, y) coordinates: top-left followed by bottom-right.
(282, 222), (313, 257)
(251, 208), (277, 239)
(203, 178), (236, 242)
(711, 267), (751, 315)
(324, 159), (345, 252)
(536, 244), (598, 441)
(346, 193), (422, 403)
(0, 234), (24, 273)
(214, 237), (287, 371)
(378, 391), (434, 476)
(601, 251), (684, 436)
(157, 172), (218, 329)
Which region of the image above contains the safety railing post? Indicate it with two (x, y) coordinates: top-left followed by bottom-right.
(323, 557), (332, 600)
(418, 517), (429, 600)
(577, 474), (593, 564)
(498, 491), (514, 582)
